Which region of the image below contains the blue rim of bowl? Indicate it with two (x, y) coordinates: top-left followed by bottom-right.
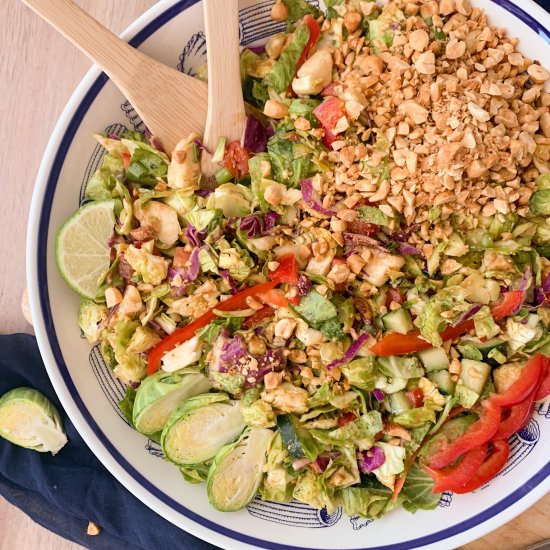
(36, 1), (550, 549)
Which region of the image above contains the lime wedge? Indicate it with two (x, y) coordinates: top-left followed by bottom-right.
(55, 200), (115, 299)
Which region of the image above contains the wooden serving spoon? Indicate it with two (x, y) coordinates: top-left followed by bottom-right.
(20, 0), (208, 154)
(200, 0), (247, 178)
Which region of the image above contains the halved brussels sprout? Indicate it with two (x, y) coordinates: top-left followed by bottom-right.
(132, 370), (210, 439)
(0, 388), (67, 455)
(207, 427), (275, 511)
(161, 393), (245, 465)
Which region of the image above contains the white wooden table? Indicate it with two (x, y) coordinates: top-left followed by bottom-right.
(0, 1), (549, 548)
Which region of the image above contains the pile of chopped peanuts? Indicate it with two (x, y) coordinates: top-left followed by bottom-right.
(294, 0), (550, 249)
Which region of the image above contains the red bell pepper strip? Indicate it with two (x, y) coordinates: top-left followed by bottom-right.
(243, 306), (275, 329)
(296, 15), (321, 70)
(492, 390), (536, 440)
(370, 321), (473, 356)
(121, 151), (131, 171)
(314, 97), (346, 133)
(423, 444), (488, 493)
(491, 353), (546, 408)
(427, 399), (501, 470)
(147, 281), (277, 375)
(489, 289), (525, 319)
(269, 254), (299, 285)
(257, 288), (290, 308)
(452, 440), (510, 494)
(534, 355), (550, 401)
(371, 291), (525, 357)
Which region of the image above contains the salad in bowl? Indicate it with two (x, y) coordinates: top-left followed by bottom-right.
(54, 0), (550, 519)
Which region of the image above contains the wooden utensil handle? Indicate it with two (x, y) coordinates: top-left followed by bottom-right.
(20, 0), (143, 82)
(203, 0), (246, 149)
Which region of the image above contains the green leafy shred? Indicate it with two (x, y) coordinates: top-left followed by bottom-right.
(282, 0), (322, 21)
(293, 290), (338, 327)
(118, 386), (137, 427)
(263, 22), (310, 93)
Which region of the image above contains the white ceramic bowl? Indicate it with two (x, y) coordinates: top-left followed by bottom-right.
(27, 1), (550, 548)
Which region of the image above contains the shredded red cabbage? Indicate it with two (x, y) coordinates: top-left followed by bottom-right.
(300, 179), (336, 216)
(242, 115), (268, 153)
(315, 451), (342, 472)
(327, 333), (370, 370)
(390, 225), (419, 242)
(264, 211), (279, 233)
(519, 265), (532, 291)
(239, 212), (279, 238)
(220, 334), (248, 367)
(533, 287), (546, 308)
(108, 133), (121, 140)
(452, 303), (483, 327)
(219, 270), (238, 295)
(219, 335), (286, 383)
(168, 248), (201, 296)
(543, 272), (550, 293)
(147, 320), (167, 338)
(144, 127), (165, 152)
(297, 274), (313, 297)
(98, 304), (119, 332)
(193, 138), (211, 154)
(357, 447), (385, 474)
(246, 44), (266, 54)
(240, 214), (264, 238)
(372, 389), (385, 402)
(185, 224), (207, 247)
(396, 242), (423, 256)
(194, 188), (213, 197)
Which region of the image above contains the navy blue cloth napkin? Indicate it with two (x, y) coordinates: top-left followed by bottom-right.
(0, 334), (220, 550)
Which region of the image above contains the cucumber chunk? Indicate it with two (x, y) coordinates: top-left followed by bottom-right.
(418, 347), (450, 372)
(388, 391), (412, 416)
(427, 370), (456, 395)
(382, 308), (413, 335)
(460, 359), (491, 395)
(461, 337), (506, 359)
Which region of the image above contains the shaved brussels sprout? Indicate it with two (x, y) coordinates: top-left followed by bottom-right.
(78, 299), (108, 343)
(132, 370), (210, 439)
(207, 427), (275, 511)
(210, 183), (253, 218)
(0, 388), (67, 455)
(530, 190), (550, 216)
(161, 393), (245, 465)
